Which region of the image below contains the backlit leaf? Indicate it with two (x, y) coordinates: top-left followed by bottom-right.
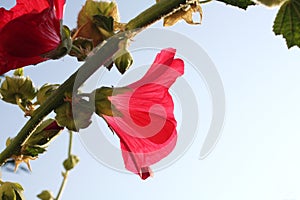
(273, 0), (300, 48)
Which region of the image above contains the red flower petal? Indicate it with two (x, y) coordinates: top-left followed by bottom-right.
(0, 0), (50, 29)
(44, 121), (64, 131)
(0, 0), (65, 75)
(103, 48), (184, 179)
(53, 0), (65, 20)
(130, 48), (184, 89)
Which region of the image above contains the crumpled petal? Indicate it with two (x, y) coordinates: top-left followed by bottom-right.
(103, 48), (184, 179)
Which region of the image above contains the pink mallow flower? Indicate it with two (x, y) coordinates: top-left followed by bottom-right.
(101, 48), (184, 179)
(0, 0), (66, 75)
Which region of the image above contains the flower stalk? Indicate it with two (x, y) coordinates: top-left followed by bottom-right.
(0, 0), (190, 166)
(55, 131), (74, 200)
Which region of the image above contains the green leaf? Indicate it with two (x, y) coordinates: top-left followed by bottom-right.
(0, 182), (25, 200)
(93, 15), (114, 33)
(273, 0), (300, 48)
(23, 146), (46, 157)
(216, 0), (256, 9)
(256, 0), (286, 7)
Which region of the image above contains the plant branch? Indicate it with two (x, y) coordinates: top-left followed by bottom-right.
(125, 0), (187, 30)
(0, 0), (190, 166)
(67, 131), (73, 157)
(0, 36), (122, 165)
(55, 171), (69, 200)
(55, 131), (73, 200)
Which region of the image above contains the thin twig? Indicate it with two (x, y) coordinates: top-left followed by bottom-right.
(55, 131), (73, 200)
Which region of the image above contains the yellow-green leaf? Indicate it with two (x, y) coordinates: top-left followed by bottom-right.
(216, 0), (255, 9)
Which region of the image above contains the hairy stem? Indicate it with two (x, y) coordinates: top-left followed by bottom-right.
(125, 0), (187, 30)
(0, 0), (189, 166)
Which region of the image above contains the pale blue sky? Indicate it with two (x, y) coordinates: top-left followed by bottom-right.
(1, 1), (300, 200)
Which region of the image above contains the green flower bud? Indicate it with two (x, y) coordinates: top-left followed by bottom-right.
(54, 96), (93, 132)
(0, 182), (25, 200)
(63, 155), (79, 171)
(68, 38), (93, 61)
(36, 84), (60, 105)
(0, 76), (36, 104)
(25, 119), (63, 147)
(21, 119), (63, 157)
(114, 51), (133, 74)
(37, 190), (54, 200)
(13, 68), (24, 77)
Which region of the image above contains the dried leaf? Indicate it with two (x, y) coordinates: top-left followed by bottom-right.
(157, 0), (202, 26)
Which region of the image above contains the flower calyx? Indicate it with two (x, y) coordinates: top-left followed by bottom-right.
(54, 92), (93, 132)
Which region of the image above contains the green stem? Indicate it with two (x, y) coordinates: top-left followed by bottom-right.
(125, 0), (187, 30)
(67, 131), (73, 157)
(55, 171), (69, 200)
(0, 0), (190, 166)
(55, 131), (73, 200)
(15, 96), (27, 113)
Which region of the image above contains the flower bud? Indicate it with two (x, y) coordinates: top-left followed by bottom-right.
(63, 155), (79, 171)
(54, 95), (93, 132)
(68, 37), (93, 61)
(0, 76), (36, 104)
(37, 190), (54, 200)
(0, 182), (25, 200)
(13, 68), (24, 77)
(21, 119), (63, 157)
(36, 84), (60, 105)
(114, 50), (133, 74)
